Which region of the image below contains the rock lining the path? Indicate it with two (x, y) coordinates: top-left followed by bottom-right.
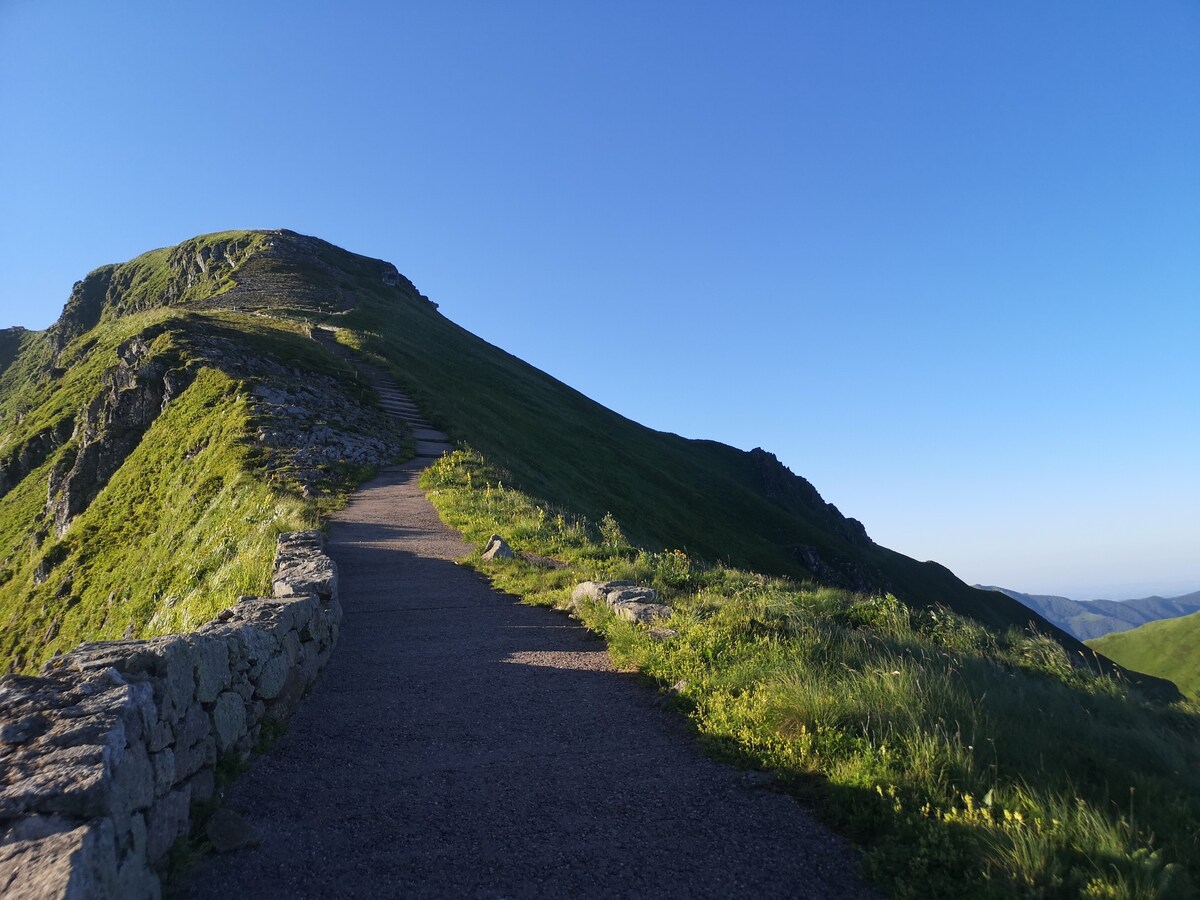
(0, 532), (341, 899)
(480, 534), (515, 561)
(570, 580), (674, 624)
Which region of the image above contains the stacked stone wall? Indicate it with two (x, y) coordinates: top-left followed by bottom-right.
(0, 530), (340, 899)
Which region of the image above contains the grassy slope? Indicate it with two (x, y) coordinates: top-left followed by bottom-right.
(319, 256), (1167, 694)
(0, 235), (398, 673)
(1089, 612), (1200, 699)
(0, 229), (1166, 689)
(0, 365), (310, 669)
(336, 283), (1042, 630)
(0, 314), (312, 671)
(3, 230), (1195, 894)
(421, 450), (1200, 899)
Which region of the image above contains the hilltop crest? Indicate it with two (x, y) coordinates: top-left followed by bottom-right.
(44, 229), (429, 353)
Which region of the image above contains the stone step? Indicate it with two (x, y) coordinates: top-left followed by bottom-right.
(414, 440), (454, 458)
(411, 427), (450, 442)
(310, 328), (450, 464)
(388, 413), (433, 428)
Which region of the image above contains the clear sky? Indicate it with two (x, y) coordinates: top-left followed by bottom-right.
(2, 1), (1197, 600)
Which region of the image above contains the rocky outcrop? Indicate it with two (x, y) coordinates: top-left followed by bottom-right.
(749, 448), (871, 548)
(570, 581), (673, 624)
(0, 531), (341, 899)
(48, 268), (116, 355)
(36, 313), (405, 534)
(0, 419), (75, 502)
(788, 544), (877, 593)
(162, 237), (258, 301)
(46, 337), (192, 536)
(0, 327), (27, 376)
(247, 376), (402, 495)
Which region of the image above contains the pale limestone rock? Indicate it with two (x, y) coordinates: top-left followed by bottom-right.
(481, 534), (514, 561)
(612, 602), (673, 625)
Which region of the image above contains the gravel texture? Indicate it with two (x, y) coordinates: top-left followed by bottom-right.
(180, 461), (878, 899)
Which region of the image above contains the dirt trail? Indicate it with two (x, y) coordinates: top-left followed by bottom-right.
(182, 339), (875, 897)
(180, 459), (876, 898)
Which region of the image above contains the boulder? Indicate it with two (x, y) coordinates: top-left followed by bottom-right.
(481, 535), (514, 561)
(569, 581), (673, 624)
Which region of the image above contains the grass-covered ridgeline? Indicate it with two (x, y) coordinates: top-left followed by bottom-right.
(7, 228), (1138, 667)
(330, 262), (1162, 680)
(0, 303), (399, 673)
(421, 449), (1200, 899)
(1090, 614), (1200, 701)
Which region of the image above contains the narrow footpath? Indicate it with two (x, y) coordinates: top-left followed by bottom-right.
(181, 347), (876, 899)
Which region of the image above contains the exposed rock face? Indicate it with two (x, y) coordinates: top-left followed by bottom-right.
(163, 236), (258, 299)
(46, 336), (192, 536)
(570, 581), (673, 624)
(47, 237), (260, 356)
(0, 327), (28, 376)
(746, 448), (885, 591)
(247, 376), (402, 494)
(33, 316), (406, 535)
(788, 544), (876, 593)
(0, 419), (75, 502)
(749, 448), (871, 547)
(48, 268), (116, 354)
(0, 532), (341, 898)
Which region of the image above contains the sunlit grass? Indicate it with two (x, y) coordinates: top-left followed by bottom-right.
(423, 448), (1200, 899)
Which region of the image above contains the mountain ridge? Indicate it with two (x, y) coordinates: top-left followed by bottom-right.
(0, 229), (1172, 697)
(977, 584), (1200, 640)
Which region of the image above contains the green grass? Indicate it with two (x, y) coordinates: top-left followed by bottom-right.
(422, 448), (1200, 899)
(0, 365), (311, 670)
(317, 252), (1162, 690)
(1090, 613), (1200, 700)
(53, 231), (268, 338)
(0, 298), (405, 673)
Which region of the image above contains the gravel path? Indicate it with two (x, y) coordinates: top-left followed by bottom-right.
(180, 460), (877, 898)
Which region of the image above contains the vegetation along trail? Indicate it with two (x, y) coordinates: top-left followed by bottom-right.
(181, 455), (876, 898)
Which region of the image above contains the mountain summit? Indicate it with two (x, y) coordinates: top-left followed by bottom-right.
(0, 230), (1156, 689)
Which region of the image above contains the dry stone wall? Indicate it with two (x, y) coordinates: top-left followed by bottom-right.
(0, 531), (341, 899)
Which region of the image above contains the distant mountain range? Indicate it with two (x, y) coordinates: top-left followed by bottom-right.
(975, 586), (1200, 641)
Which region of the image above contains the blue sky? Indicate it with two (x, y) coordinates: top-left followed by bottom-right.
(2, 1), (1197, 599)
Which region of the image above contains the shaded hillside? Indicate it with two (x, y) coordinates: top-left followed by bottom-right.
(0, 229), (1170, 695)
(0, 327), (27, 375)
(1089, 610), (1200, 698)
(978, 585), (1200, 640)
(327, 243), (1131, 669)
